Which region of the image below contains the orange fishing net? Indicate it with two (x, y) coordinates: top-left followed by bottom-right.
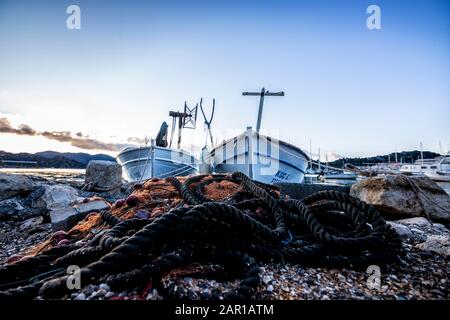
(28, 175), (244, 256)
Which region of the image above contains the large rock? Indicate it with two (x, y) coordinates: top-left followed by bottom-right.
(415, 235), (450, 258)
(0, 196), (26, 219)
(395, 217), (431, 227)
(0, 173), (36, 201)
(350, 175), (450, 223)
(32, 184), (79, 210)
(432, 223), (448, 232)
(386, 221), (413, 240)
(84, 160), (122, 191)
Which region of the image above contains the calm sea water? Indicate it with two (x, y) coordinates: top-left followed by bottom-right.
(0, 168), (85, 174)
(0, 168), (85, 184)
(1, 168), (449, 195)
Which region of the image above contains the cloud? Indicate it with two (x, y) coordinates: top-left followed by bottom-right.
(0, 117), (36, 136)
(324, 151), (342, 162)
(1, 117), (131, 152)
(41, 131), (129, 151)
(17, 124), (37, 135)
(126, 136), (147, 145)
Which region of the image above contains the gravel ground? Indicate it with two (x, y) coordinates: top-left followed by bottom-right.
(1, 211), (447, 300)
(60, 249), (448, 301)
(0, 219), (52, 262)
(156, 230), (449, 300)
(53, 220), (448, 301)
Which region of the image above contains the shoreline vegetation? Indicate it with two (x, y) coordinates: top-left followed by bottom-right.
(329, 151), (441, 168)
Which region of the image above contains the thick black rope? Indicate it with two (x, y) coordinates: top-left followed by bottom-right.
(0, 244), (80, 285)
(167, 177), (200, 205)
(232, 172), (288, 240)
(100, 210), (121, 227)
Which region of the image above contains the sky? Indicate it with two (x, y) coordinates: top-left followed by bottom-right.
(0, 0), (449, 160)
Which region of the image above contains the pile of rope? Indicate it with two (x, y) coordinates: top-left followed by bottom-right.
(0, 172), (402, 300)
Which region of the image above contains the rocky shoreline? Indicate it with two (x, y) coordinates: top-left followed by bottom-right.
(1, 162), (131, 262)
(0, 163), (449, 300)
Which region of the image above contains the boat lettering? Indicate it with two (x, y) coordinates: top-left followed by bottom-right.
(274, 170), (289, 181)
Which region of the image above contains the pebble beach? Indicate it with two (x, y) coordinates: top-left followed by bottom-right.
(0, 169), (449, 300)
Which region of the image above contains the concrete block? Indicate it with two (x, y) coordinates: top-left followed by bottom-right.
(275, 183), (350, 201)
(74, 199), (110, 219)
(50, 206), (79, 231)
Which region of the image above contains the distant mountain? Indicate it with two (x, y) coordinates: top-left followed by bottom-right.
(35, 151), (114, 165)
(328, 150), (442, 168)
(0, 150), (115, 169)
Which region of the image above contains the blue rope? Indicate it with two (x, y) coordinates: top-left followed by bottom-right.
(281, 230), (293, 246)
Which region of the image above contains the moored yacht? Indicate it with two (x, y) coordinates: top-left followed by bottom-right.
(400, 153), (450, 182)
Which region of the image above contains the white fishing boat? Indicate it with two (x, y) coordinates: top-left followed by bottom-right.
(117, 145), (198, 182)
(117, 104), (200, 182)
(209, 88), (309, 184)
(210, 128), (309, 184)
(400, 153), (450, 182)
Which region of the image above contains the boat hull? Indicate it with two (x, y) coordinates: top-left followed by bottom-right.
(117, 146), (198, 182)
(211, 131), (309, 184)
(425, 172), (450, 182)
